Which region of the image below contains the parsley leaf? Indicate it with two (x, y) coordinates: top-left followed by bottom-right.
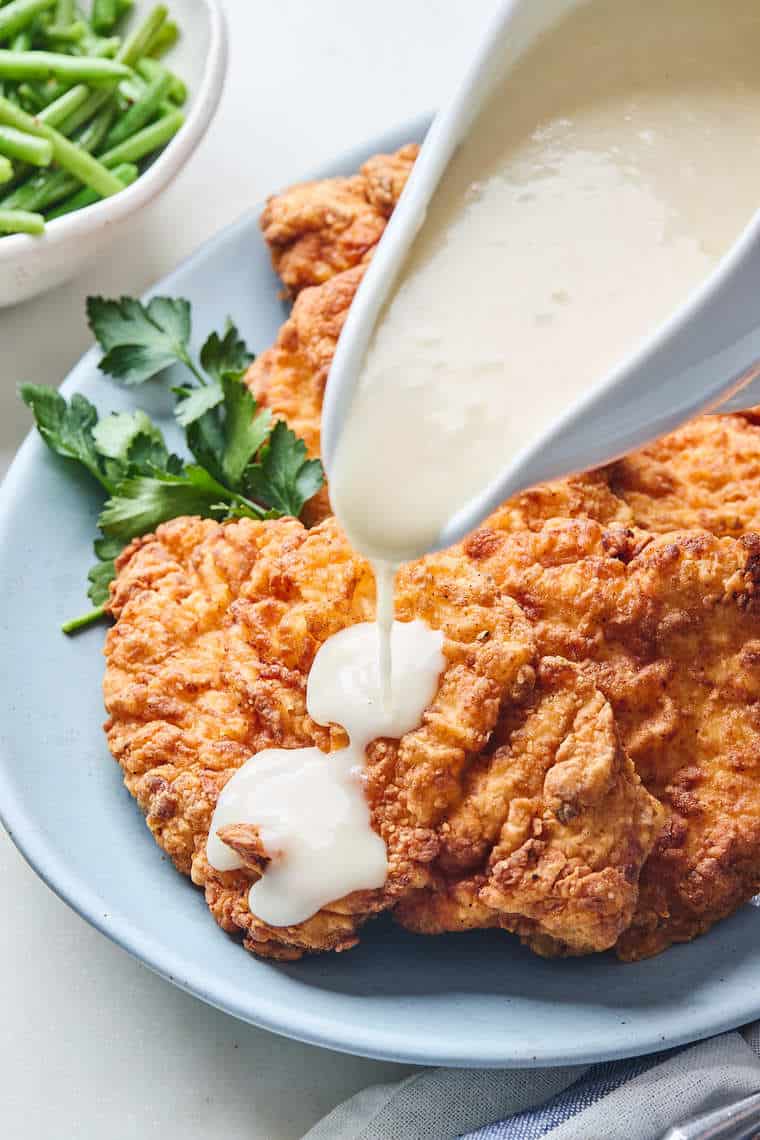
(200, 319), (254, 383)
(98, 466), (264, 545)
(23, 293), (326, 636)
(244, 421), (324, 517)
(87, 558), (117, 607)
(219, 374), (272, 487)
(174, 382), (224, 427)
(20, 384), (111, 491)
(87, 296), (195, 386)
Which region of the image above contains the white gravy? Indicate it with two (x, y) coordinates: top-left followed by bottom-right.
(330, 0), (760, 563)
(207, 619), (444, 926)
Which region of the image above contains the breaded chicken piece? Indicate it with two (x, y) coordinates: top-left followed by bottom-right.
(104, 514), (540, 959)
(246, 266), (365, 525)
(396, 656), (664, 956)
(260, 144), (418, 296)
(460, 519), (760, 959)
(609, 413), (760, 538)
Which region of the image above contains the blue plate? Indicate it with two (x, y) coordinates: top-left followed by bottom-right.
(1, 117), (759, 1068)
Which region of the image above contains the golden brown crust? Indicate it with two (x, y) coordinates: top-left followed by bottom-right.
(609, 414), (760, 538)
(396, 657), (664, 955)
(260, 144), (418, 297)
(463, 520), (760, 958)
(105, 515), (541, 958)
(245, 266), (365, 525)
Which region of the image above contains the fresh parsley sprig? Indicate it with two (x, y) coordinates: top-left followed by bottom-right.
(22, 294), (324, 635)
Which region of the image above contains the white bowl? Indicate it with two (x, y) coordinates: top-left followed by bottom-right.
(0, 0), (226, 307)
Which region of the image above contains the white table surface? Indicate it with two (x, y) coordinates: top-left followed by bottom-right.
(0, 2), (493, 1137)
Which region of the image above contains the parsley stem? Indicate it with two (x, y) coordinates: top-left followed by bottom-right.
(178, 348), (206, 387)
(61, 604), (108, 635)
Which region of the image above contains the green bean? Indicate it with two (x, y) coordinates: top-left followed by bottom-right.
(91, 0), (116, 33)
(0, 123), (51, 162)
(46, 158), (134, 217)
(44, 19), (86, 41)
(56, 83), (110, 133)
(16, 79), (43, 109)
(146, 16), (176, 58)
(98, 105), (181, 165)
(37, 80), (88, 125)
(117, 3), (165, 67)
(0, 94), (123, 194)
(9, 28), (29, 48)
(137, 55), (182, 103)
(104, 64), (167, 147)
(0, 205), (42, 232)
(54, 0), (72, 23)
(85, 34), (120, 57)
(0, 0), (55, 42)
(0, 153), (12, 181)
(0, 49), (130, 82)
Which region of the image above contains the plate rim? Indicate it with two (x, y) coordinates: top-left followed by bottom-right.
(2, 112), (759, 1069)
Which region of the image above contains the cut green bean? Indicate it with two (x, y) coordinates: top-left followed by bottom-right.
(0, 205), (42, 232)
(0, 153), (12, 181)
(16, 80), (43, 109)
(56, 84), (111, 133)
(119, 74), (171, 110)
(83, 33), (121, 57)
(104, 64), (168, 147)
(98, 105), (181, 165)
(0, 123), (51, 162)
(0, 94), (123, 194)
(46, 158), (135, 217)
(91, 0), (116, 33)
(0, 0), (56, 42)
(137, 54), (182, 103)
(44, 19), (86, 41)
(0, 48), (131, 82)
(117, 3), (166, 67)
(37, 80), (88, 125)
(146, 16), (176, 58)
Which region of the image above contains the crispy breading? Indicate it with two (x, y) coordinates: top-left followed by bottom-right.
(105, 515), (544, 958)
(260, 144), (418, 296)
(245, 266), (365, 525)
(396, 656), (664, 955)
(609, 413), (760, 538)
(460, 519), (760, 958)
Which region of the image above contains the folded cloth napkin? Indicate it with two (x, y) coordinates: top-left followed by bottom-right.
(304, 1024), (760, 1140)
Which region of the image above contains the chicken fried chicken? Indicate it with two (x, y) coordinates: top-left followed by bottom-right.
(260, 144), (418, 296)
(396, 656), (664, 956)
(609, 413), (760, 538)
(105, 515), (559, 958)
(460, 519), (760, 959)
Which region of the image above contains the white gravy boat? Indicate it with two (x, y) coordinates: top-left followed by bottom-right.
(322, 0), (760, 551)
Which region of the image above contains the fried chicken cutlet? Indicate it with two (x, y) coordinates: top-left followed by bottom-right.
(103, 515), (664, 959)
(458, 519), (760, 959)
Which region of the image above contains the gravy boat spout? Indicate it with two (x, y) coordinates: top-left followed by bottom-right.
(323, 0), (760, 554)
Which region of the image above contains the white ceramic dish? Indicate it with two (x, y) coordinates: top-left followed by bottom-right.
(324, 0), (760, 552)
(0, 0), (226, 308)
